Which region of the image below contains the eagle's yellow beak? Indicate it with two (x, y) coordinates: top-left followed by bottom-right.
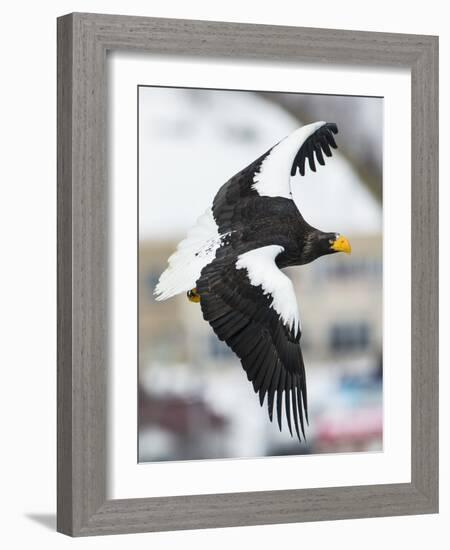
(331, 235), (352, 254)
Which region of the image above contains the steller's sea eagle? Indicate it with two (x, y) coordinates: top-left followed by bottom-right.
(154, 121), (351, 441)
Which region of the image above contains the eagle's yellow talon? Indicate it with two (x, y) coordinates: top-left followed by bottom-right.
(187, 288), (201, 303)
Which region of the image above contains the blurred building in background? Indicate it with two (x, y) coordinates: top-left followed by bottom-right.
(138, 87), (383, 462)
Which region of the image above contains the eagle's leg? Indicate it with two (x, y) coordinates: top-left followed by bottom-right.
(187, 288), (201, 303)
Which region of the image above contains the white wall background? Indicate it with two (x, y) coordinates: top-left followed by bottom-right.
(0, 1), (446, 548)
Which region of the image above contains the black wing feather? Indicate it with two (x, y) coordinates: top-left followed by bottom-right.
(297, 385), (306, 439)
(314, 143), (325, 166)
(284, 373), (293, 437)
(276, 369), (286, 431)
(325, 129), (338, 149)
(291, 122), (338, 177)
(267, 362), (281, 421)
(197, 253), (308, 441)
(306, 141), (316, 172)
(319, 135), (332, 157)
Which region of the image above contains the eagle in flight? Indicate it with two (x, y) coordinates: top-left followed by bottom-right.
(154, 121), (351, 441)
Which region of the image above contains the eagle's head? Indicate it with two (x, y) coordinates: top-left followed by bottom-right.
(301, 231), (351, 264)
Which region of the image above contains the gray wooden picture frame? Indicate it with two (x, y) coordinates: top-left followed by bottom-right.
(57, 12), (439, 537)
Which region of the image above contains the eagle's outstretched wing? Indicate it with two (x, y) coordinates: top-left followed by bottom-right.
(213, 121), (338, 234)
(197, 244), (308, 440)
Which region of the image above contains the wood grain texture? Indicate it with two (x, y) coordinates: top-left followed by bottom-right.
(57, 14), (74, 534)
(410, 37), (439, 506)
(57, 12), (439, 537)
(57, 12), (108, 535)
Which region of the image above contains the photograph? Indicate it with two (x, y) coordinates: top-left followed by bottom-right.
(138, 86), (383, 462)
(1, 1), (441, 543)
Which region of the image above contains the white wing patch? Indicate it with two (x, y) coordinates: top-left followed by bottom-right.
(236, 245), (301, 336)
(154, 208), (228, 301)
(252, 121), (326, 198)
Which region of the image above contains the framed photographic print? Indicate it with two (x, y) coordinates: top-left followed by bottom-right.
(57, 13), (438, 536)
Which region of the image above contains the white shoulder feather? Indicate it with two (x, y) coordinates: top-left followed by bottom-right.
(252, 121), (325, 198)
(236, 245), (301, 336)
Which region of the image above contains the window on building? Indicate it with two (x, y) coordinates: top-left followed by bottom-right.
(329, 322), (370, 353)
(314, 257), (382, 282)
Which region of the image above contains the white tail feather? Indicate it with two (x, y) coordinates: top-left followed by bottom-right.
(154, 208), (227, 301)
